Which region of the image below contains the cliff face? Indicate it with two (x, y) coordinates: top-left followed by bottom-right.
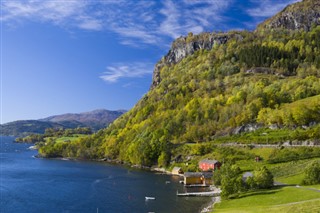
(151, 0), (320, 89)
(257, 0), (320, 31)
(151, 33), (242, 88)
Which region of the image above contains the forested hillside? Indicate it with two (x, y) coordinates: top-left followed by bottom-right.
(39, 0), (320, 167)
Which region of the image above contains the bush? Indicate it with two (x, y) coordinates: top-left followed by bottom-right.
(302, 161), (320, 185)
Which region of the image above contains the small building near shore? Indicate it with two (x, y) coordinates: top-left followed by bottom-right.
(183, 172), (213, 185)
(172, 167), (184, 175)
(199, 159), (221, 171)
(242, 172), (253, 181)
(202, 172), (213, 185)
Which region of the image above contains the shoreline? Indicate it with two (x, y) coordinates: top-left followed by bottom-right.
(35, 154), (217, 213)
(200, 196), (221, 213)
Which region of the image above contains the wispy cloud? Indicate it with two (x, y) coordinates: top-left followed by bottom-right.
(1, 1), (95, 28)
(100, 62), (154, 83)
(158, 0), (231, 39)
(247, 0), (301, 18)
(1, 0), (233, 46)
(1, 0), (298, 46)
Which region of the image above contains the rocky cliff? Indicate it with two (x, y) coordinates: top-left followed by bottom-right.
(151, 0), (320, 89)
(257, 0), (320, 31)
(151, 32), (243, 88)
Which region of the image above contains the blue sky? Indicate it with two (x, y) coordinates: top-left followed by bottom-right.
(1, 0), (299, 124)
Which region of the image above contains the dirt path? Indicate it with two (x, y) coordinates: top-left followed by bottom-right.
(273, 198), (320, 207)
(219, 143), (320, 148)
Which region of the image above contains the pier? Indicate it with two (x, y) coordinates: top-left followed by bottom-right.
(176, 190), (220, 197)
(185, 184), (209, 188)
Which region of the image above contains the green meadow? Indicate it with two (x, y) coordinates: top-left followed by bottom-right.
(213, 156), (320, 213)
(214, 186), (320, 213)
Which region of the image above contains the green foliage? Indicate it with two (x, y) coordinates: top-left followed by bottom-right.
(44, 127), (92, 137)
(215, 125), (320, 144)
(257, 95), (320, 126)
(252, 166), (274, 189)
(268, 147), (320, 164)
(157, 151), (171, 168)
(302, 160), (320, 185)
(38, 138), (68, 158)
(39, 26), (320, 166)
(220, 164), (243, 199)
(218, 163), (274, 199)
(15, 134), (45, 143)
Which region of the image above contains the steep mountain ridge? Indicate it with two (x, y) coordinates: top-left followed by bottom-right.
(257, 0), (320, 31)
(152, 32), (243, 88)
(153, 0), (320, 90)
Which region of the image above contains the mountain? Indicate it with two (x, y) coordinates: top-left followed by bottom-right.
(0, 109), (126, 136)
(39, 0), (320, 165)
(40, 109), (126, 131)
(0, 120), (65, 137)
(257, 0), (320, 31)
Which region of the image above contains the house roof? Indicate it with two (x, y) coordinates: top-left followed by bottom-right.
(172, 167), (182, 172)
(202, 172), (213, 178)
(242, 172), (253, 180)
(184, 172), (203, 177)
(184, 172), (213, 178)
(199, 159), (219, 164)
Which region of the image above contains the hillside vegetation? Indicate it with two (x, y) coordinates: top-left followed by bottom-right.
(39, 26), (320, 166)
(39, 0), (320, 167)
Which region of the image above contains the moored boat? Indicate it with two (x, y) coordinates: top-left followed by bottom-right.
(145, 196), (155, 200)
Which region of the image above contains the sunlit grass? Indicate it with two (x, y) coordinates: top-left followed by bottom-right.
(214, 186), (320, 213)
(55, 134), (83, 143)
(276, 173), (305, 185)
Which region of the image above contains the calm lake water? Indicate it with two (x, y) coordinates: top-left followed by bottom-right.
(0, 136), (211, 213)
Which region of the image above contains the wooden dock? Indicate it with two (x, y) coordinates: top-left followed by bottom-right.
(176, 190), (220, 197)
(185, 184), (209, 188)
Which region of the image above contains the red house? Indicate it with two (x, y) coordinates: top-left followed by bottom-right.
(199, 159), (221, 171)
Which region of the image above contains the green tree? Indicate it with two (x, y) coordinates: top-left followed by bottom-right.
(302, 161), (320, 185)
(157, 151), (170, 167)
(219, 164), (243, 199)
(252, 166), (274, 189)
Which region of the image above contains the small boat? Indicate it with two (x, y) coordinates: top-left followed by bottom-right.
(28, 145), (37, 150)
(165, 181), (171, 184)
(145, 196), (156, 200)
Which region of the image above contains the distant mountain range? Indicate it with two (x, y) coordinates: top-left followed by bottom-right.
(0, 109), (126, 137)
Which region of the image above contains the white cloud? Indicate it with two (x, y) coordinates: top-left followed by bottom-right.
(100, 62), (154, 83)
(0, 0), (104, 30)
(77, 16), (102, 31)
(1, 0), (233, 46)
(247, 0), (301, 18)
(157, 0), (231, 39)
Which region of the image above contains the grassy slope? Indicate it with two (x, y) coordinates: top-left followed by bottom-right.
(214, 157), (320, 212)
(214, 186), (320, 213)
(54, 134), (84, 143)
(44, 134), (85, 143)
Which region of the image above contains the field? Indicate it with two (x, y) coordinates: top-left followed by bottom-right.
(44, 134), (85, 143)
(54, 134), (84, 143)
(212, 151), (320, 213)
(214, 186), (320, 213)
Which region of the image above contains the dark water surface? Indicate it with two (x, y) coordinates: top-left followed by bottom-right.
(0, 136), (210, 213)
